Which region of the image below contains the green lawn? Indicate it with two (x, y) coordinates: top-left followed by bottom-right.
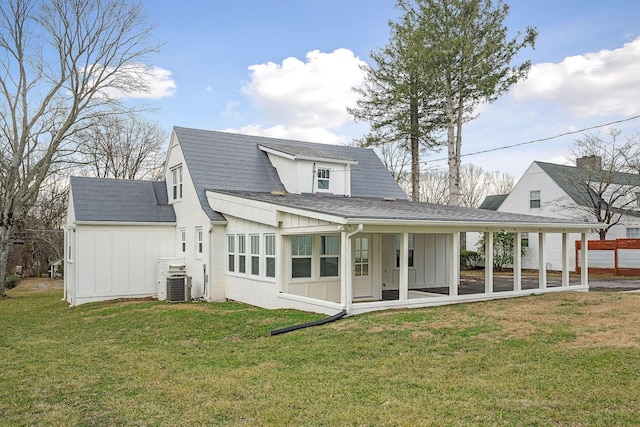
(1, 284), (639, 426)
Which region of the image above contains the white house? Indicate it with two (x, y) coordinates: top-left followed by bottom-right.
(65, 127), (600, 315)
(477, 158), (640, 272)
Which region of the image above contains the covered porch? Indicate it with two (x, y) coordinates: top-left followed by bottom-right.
(208, 190), (600, 316)
(277, 225), (592, 316)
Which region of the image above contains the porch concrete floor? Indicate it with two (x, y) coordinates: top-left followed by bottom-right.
(381, 272), (640, 300)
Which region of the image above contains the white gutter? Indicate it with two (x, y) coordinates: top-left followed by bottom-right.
(343, 218), (603, 231)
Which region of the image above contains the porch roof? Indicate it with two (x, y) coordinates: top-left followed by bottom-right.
(211, 190), (603, 231)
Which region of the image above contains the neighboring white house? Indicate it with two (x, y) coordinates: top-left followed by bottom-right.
(476, 158), (640, 272)
(65, 127), (600, 315)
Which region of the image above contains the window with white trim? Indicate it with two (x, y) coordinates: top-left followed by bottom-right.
(227, 235), (235, 272)
(291, 235), (312, 278)
(265, 234), (276, 278)
(66, 229), (73, 262)
(171, 165), (183, 201)
(238, 235), (246, 274)
(180, 229), (186, 253)
(316, 168), (330, 191)
(320, 235), (339, 277)
(521, 232), (529, 248)
(250, 235), (260, 276)
(196, 227), (203, 257)
(395, 234), (414, 268)
(627, 228), (640, 238)
(530, 190), (541, 208)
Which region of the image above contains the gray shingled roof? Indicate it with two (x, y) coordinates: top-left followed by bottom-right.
(479, 194), (508, 211)
(535, 161), (640, 217)
(174, 127), (408, 220)
(70, 176), (176, 222)
(212, 190), (600, 229)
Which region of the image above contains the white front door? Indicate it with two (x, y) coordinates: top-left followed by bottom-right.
(353, 234), (373, 298)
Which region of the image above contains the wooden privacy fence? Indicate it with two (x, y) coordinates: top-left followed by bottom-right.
(576, 238), (640, 275)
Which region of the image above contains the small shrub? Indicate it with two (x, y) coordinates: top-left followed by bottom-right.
(5, 274), (21, 289)
(460, 250), (481, 270)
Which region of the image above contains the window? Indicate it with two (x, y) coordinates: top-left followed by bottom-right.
(66, 229), (73, 262)
(171, 165), (183, 200)
(395, 234), (414, 268)
(291, 235), (312, 278)
(320, 235), (339, 277)
(227, 235), (235, 272)
(530, 190), (541, 208)
(265, 234), (276, 278)
(521, 232), (529, 248)
(354, 237), (369, 277)
(180, 229), (186, 253)
(317, 168), (330, 190)
(196, 227), (203, 256)
(238, 235), (246, 274)
(250, 235), (260, 276)
(636, 192), (640, 208)
(627, 228), (640, 238)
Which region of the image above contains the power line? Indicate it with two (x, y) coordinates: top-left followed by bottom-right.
(424, 114), (640, 164)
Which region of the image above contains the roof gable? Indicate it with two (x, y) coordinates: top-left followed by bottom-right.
(70, 176), (176, 223)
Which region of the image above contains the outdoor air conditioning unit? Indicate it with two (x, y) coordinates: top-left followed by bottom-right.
(166, 274), (192, 303)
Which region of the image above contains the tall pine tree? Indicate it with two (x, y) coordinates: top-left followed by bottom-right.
(351, 0), (537, 205)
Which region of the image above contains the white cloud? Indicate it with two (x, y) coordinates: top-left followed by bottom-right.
(513, 36), (640, 117)
(221, 124), (349, 145)
(99, 64), (176, 99)
(241, 49), (367, 134)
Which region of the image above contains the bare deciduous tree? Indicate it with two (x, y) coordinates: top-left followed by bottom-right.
(75, 115), (167, 180)
(0, 0), (159, 296)
(417, 168), (449, 205)
(551, 129), (640, 239)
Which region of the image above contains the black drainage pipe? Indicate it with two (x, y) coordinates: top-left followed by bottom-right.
(270, 310), (347, 336)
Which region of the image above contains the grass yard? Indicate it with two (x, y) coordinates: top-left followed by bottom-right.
(1, 281), (640, 426)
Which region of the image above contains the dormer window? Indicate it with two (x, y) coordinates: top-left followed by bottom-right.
(317, 168), (330, 191)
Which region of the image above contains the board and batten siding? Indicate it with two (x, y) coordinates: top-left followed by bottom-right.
(69, 225), (175, 306)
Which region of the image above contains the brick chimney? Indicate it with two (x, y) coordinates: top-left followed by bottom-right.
(576, 155), (602, 170)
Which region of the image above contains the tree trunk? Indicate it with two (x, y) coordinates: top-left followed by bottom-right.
(410, 94), (420, 201)
(0, 226), (13, 297)
(446, 94), (458, 206)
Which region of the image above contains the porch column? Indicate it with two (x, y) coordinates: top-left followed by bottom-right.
(484, 232), (493, 294)
(538, 233), (547, 289)
(561, 233), (570, 287)
(581, 233), (588, 287)
(514, 232), (522, 292)
(449, 232), (459, 297)
(340, 230), (352, 309)
(399, 232), (409, 301)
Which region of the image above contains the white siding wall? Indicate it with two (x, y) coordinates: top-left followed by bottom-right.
(223, 216), (280, 309)
(497, 163), (600, 271)
(69, 225), (175, 306)
(381, 233), (450, 290)
(165, 138), (215, 299)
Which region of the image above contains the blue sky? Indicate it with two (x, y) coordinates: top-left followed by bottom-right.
(133, 0), (640, 179)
